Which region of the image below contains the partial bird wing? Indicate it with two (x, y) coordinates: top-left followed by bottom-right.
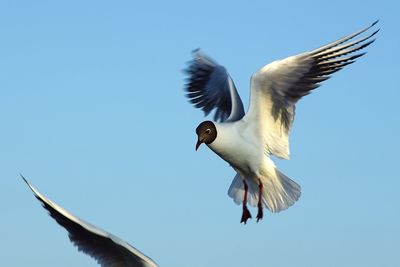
(184, 49), (245, 122)
(243, 21), (379, 159)
(22, 176), (158, 267)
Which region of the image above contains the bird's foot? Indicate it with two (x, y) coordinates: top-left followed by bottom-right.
(241, 204), (252, 224)
(256, 203), (263, 222)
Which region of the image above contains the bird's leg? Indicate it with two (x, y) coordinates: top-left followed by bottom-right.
(256, 178), (263, 222)
(240, 179), (252, 224)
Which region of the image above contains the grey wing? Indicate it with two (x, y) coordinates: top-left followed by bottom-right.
(245, 20), (379, 159)
(184, 49), (245, 122)
(22, 176), (158, 267)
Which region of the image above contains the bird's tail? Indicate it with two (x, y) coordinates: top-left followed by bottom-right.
(228, 168), (301, 213)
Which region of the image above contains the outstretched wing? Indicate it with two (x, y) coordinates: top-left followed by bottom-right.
(184, 49), (245, 122)
(244, 21), (379, 159)
(23, 176), (158, 267)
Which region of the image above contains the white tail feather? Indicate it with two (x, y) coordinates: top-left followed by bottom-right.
(227, 169), (301, 213)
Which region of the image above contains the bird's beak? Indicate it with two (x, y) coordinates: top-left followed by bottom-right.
(195, 139), (203, 151)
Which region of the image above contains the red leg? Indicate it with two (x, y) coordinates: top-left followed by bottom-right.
(256, 179), (263, 222)
(240, 179), (252, 224)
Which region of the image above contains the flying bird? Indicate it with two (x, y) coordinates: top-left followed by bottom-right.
(184, 21), (379, 223)
(22, 176), (159, 267)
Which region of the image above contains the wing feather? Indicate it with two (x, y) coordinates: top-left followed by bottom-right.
(184, 49), (245, 122)
(244, 21), (379, 159)
(23, 176), (158, 267)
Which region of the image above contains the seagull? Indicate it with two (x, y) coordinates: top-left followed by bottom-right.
(22, 176), (159, 267)
(184, 21), (379, 224)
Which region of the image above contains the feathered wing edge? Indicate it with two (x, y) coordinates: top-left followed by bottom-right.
(22, 176), (158, 267)
(246, 20), (379, 159)
(184, 49), (245, 122)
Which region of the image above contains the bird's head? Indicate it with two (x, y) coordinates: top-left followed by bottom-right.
(195, 121), (217, 151)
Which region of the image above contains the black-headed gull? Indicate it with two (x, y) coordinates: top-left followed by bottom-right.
(184, 21), (379, 223)
(22, 176), (159, 267)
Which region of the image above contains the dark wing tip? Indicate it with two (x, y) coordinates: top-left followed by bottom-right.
(20, 173), (28, 185)
(192, 48), (201, 54)
(191, 48), (204, 60)
(371, 19), (379, 27)
(20, 174), (35, 194)
(350, 52), (367, 60)
(368, 28), (380, 40)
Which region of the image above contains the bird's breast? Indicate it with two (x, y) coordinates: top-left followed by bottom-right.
(207, 124), (262, 176)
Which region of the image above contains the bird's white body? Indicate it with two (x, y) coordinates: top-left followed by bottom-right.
(208, 121), (300, 212)
(209, 121), (263, 176)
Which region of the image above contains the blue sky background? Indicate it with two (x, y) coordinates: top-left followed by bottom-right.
(1, 1), (399, 267)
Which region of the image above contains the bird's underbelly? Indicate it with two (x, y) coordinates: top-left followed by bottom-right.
(208, 140), (262, 176)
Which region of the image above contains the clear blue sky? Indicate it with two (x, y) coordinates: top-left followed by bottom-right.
(1, 1), (399, 267)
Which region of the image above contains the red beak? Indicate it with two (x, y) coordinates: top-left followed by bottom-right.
(195, 139), (203, 151)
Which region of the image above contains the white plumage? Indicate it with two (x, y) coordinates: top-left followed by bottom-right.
(184, 21), (378, 222)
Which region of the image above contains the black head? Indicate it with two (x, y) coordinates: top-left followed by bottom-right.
(195, 121), (217, 150)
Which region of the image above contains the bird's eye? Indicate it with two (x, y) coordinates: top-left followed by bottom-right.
(205, 129), (211, 134)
